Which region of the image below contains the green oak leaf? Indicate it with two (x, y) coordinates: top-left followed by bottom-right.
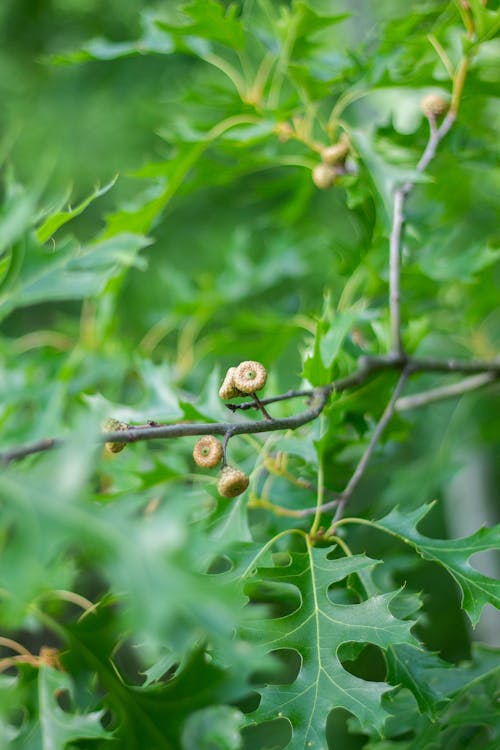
(0, 232), (151, 321)
(61, 607), (254, 750)
(181, 705), (244, 750)
(38, 666), (111, 749)
(369, 503), (500, 626)
(242, 543), (417, 746)
(36, 178), (117, 243)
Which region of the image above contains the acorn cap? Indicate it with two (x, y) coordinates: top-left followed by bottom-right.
(233, 361), (267, 394)
(193, 436), (223, 468)
(320, 136), (350, 165)
(217, 466), (250, 498)
(421, 93), (448, 118)
(312, 163), (337, 190)
(102, 418), (128, 454)
(219, 367), (244, 400)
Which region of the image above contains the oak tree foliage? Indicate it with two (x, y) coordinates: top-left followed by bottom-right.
(0, 1), (499, 749)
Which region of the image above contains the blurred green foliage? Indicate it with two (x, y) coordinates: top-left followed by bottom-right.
(0, 1), (499, 748)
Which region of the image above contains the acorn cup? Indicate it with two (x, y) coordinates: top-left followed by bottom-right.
(233, 361), (267, 395)
(217, 466), (250, 498)
(193, 436), (223, 468)
(102, 418), (128, 454)
(219, 361), (268, 400)
(421, 93), (448, 118)
(219, 367), (244, 400)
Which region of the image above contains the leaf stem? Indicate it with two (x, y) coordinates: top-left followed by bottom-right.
(309, 420), (325, 538)
(241, 527), (307, 578)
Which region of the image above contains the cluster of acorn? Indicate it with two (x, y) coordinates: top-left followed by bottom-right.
(102, 361), (268, 500)
(312, 132), (351, 190)
(311, 93), (449, 191)
(193, 360), (268, 498)
(192, 436), (249, 498)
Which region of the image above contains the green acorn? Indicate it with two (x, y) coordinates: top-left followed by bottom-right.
(102, 418), (128, 454)
(217, 466), (250, 498)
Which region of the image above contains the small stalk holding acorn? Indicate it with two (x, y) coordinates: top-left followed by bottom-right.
(211, 359), (270, 498)
(193, 435), (249, 499)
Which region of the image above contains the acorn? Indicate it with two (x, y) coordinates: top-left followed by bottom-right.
(421, 93), (448, 118)
(312, 163), (337, 189)
(102, 418), (128, 454)
(321, 134), (350, 165)
(219, 367), (243, 400)
(193, 436), (223, 468)
(217, 466), (250, 498)
(275, 121), (294, 142)
(233, 361), (267, 394)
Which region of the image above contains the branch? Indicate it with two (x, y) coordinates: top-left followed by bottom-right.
(389, 106), (456, 357)
(368, 354), (500, 375)
(0, 437), (63, 464)
(327, 370), (410, 531)
(395, 372), (497, 412)
(1, 355), (498, 465)
(275, 370), (498, 522)
(0, 389), (330, 466)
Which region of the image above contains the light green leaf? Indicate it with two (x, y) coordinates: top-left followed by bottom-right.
(38, 666), (111, 749)
(0, 232), (151, 320)
(370, 504), (500, 626)
(157, 0), (246, 51)
(36, 178), (117, 243)
(181, 705), (244, 750)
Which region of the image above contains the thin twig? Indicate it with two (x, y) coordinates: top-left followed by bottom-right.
(395, 372), (497, 411)
(226, 388), (313, 412)
(389, 188), (405, 356)
(252, 392), (273, 420)
(389, 105), (456, 357)
(386, 46), (469, 357)
(0, 437), (62, 463)
(222, 429), (234, 467)
(327, 370), (410, 531)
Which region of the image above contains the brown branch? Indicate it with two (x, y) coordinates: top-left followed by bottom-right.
(1, 354), (498, 465)
(0, 437), (63, 464)
(225, 388), (314, 411)
(327, 370), (410, 530)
